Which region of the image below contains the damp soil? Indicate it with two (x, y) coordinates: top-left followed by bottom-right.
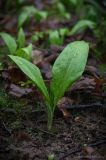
(0, 91), (106, 160)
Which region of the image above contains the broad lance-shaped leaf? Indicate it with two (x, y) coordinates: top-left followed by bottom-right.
(9, 55), (50, 101)
(50, 41), (89, 107)
(70, 20), (95, 35)
(0, 32), (17, 54)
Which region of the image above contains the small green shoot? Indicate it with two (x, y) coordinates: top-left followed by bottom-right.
(17, 28), (25, 48)
(48, 154), (55, 160)
(57, 2), (71, 20)
(49, 28), (69, 45)
(9, 41), (89, 130)
(18, 6), (48, 28)
(0, 28), (32, 60)
(32, 32), (44, 42)
(32, 28), (69, 46)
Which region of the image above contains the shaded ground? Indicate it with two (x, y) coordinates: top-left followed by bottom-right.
(0, 86), (106, 160)
(0, 1), (106, 160)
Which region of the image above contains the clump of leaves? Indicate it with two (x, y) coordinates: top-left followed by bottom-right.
(18, 6), (48, 28)
(56, 2), (71, 20)
(32, 28), (69, 46)
(49, 28), (69, 45)
(48, 1), (71, 21)
(32, 31), (44, 42)
(9, 41), (89, 130)
(0, 28), (32, 60)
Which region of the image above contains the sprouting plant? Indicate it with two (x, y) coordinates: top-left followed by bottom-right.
(18, 6), (48, 28)
(47, 1), (71, 22)
(48, 154), (55, 160)
(0, 28), (32, 60)
(32, 31), (44, 42)
(56, 2), (71, 20)
(9, 41), (89, 130)
(31, 28), (69, 46)
(49, 28), (69, 45)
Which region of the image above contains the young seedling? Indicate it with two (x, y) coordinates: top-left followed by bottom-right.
(49, 28), (69, 45)
(9, 41), (89, 130)
(0, 28), (32, 60)
(48, 154), (55, 160)
(18, 6), (48, 28)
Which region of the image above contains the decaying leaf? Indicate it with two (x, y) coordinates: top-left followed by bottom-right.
(8, 84), (33, 97)
(83, 146), (95, 155)
(32, 50), (44, 65)
(57, 97), (73, 118)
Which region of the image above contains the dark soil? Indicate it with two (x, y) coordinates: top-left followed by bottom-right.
(0, 90), (106, 160)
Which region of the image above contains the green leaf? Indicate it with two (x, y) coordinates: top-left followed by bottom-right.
(69, 0), (78, 6)
(9, 55), (50, 101)
(16, 44), (32, 60)
(50, 41), (89, 107)
(35, 10), (48, 22)
(18, 6), (36, 28)
(57, 2), (66, 15)
(59, 28), (69, 43)
(32, 32), (44, 42)
(21, 43), (32, 59)
(17, 28), (25, 48)
(59, 28), (69, 37)
(70, 20), (96, 35)
(0, 32), (17, 54)
(18, 12), (28, 28)
(49, 30), (62, 45)
(57, 2), (71, 20)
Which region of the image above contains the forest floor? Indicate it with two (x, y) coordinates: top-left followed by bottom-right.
(0, 1), (106, 160)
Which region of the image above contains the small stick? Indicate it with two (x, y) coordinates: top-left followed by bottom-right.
(63, 103), (105, 110)
(2, 122), (12, 135)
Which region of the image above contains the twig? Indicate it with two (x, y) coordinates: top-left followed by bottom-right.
(34, 126), (56, 136)
(63, 103), (105, 110)
(2, 122), (12, 135)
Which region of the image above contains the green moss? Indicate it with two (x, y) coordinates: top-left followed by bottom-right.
(0, 90), (23, 111)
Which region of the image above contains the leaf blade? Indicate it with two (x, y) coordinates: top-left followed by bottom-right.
(70, 20), (95, 35)
(9, 55), (49, 101)
(17, 28), (25, 48)
(16, 44), (32, 60)
(0, 32), (17, 54)
(50, 41), (89, 106)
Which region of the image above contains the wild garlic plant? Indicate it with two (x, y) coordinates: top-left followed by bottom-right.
(9, 41), (89, 130)
(0, 28), (32, 60)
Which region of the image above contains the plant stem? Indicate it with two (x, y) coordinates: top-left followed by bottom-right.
(46, 100), (55, 130)
(47, 108), (54, 130)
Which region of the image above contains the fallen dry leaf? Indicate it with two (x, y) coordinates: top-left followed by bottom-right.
(74, 116), (84, 123)
(16, 131), (32, 142)
(58, 97), (74, 118)
(8, 84), (33, 98)
(32, 50), (44, 65)
(85, 65), (99, 77)
(83, 146), (95, 155)
(70, 77), (96, 91)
